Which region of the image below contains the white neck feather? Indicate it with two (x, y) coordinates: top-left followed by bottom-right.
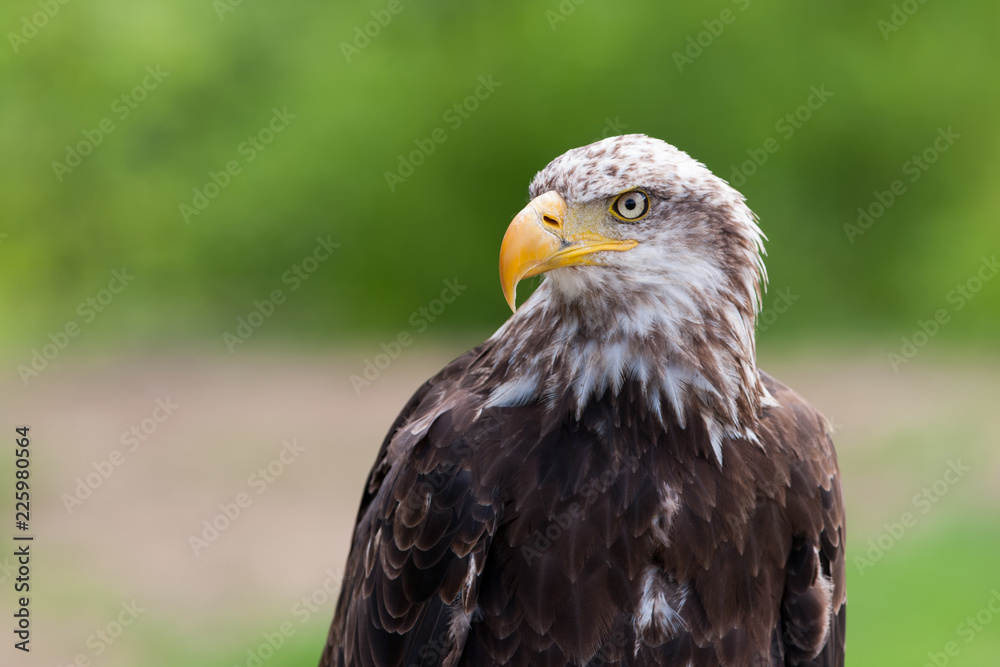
(486, 270), (769, 464)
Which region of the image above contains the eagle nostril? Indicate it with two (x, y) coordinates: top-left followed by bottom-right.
(542, 215), (561, 229)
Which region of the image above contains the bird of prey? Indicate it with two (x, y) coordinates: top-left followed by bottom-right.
(320, 134), (845, 666)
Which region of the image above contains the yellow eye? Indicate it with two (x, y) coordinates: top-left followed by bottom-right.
(611, 190), (649, 221)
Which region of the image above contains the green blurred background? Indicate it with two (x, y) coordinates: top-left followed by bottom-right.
(2, 1), (999, 666)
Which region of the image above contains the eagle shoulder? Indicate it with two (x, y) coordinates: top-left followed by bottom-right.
(759, 371), (846, 666)
(321, 347), (497, 667)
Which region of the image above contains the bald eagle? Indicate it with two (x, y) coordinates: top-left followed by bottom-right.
(320, 135), (846, 666)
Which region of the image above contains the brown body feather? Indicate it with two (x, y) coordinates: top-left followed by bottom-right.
(319, 342), (845, 667)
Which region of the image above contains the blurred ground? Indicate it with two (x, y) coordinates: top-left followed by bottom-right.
(3, 346), (1000, 666)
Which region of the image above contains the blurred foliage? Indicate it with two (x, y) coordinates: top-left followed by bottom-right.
(1, 0), (999, 352)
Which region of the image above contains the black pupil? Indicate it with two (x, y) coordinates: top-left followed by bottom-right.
(625, 198), (636, 210)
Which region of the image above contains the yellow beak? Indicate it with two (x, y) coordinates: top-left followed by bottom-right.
(498, 191), (639, 311)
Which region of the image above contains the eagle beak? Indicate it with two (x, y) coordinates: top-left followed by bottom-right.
(499, 190), (639, 312)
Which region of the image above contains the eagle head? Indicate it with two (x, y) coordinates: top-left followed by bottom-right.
(492, 134), (771, 459)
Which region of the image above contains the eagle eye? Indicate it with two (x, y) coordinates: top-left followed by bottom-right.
(610, 190), (649, 221)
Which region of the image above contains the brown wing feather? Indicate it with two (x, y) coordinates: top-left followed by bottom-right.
(320, 347), (496, 667)
(761, 371), (846, 666)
